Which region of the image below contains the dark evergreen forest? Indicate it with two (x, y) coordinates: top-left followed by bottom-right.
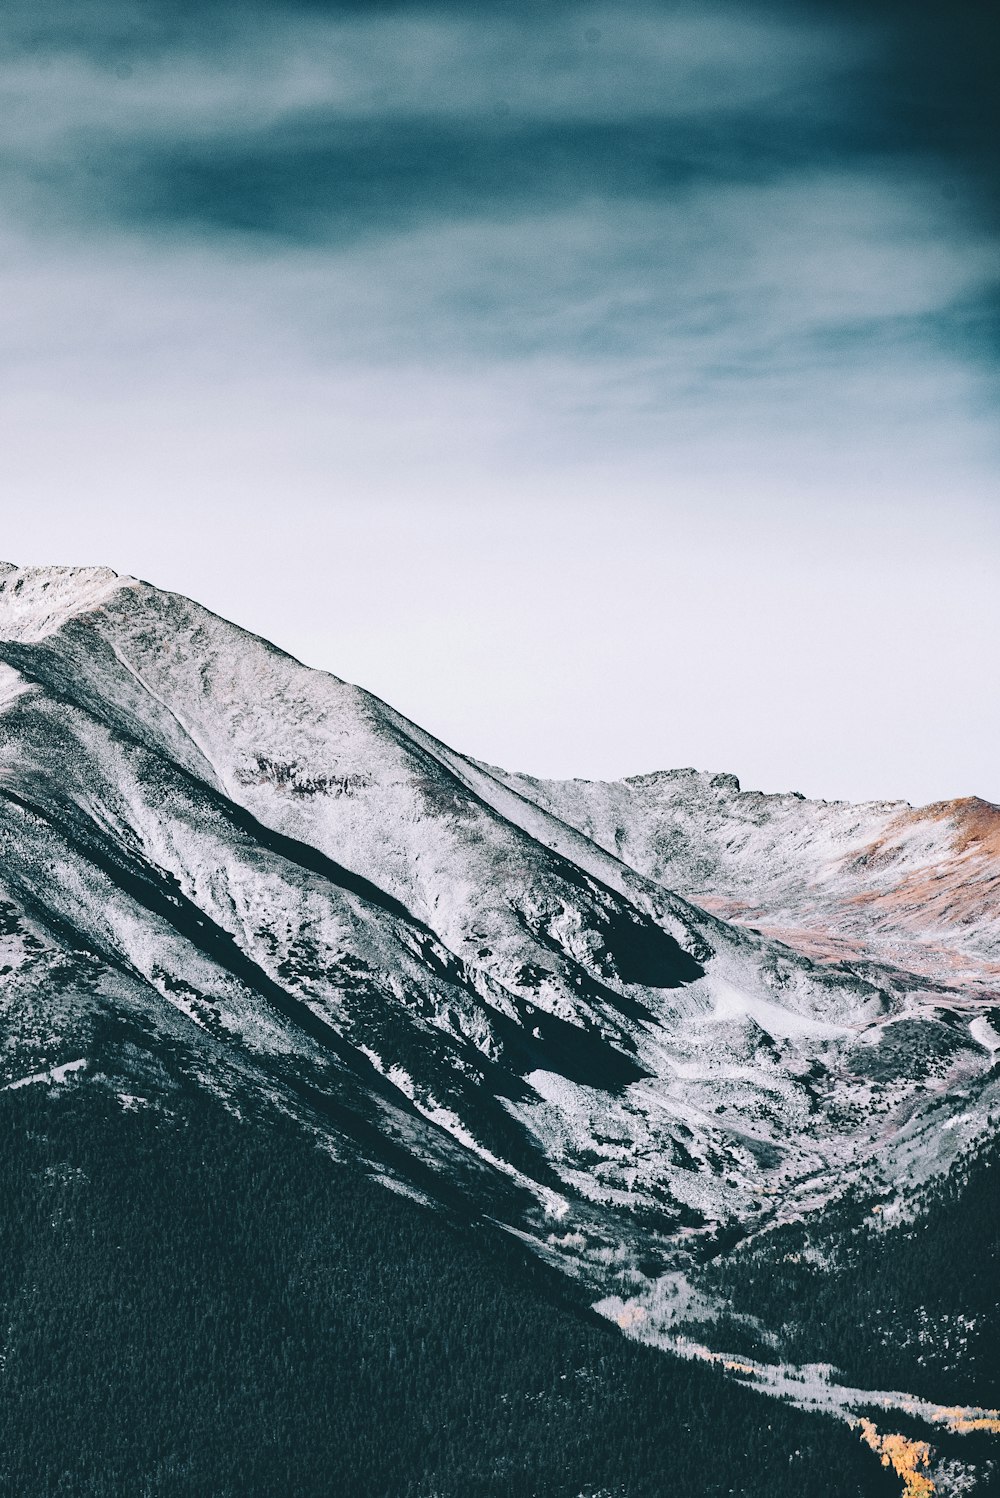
(700, 1132), (1000, 1409)
(0, 1071), (899, 1498)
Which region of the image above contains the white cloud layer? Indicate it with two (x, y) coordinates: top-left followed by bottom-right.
(0, 0), (996, 806)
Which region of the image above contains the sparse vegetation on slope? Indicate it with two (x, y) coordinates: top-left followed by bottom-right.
(698, 1133), (1000, 1408)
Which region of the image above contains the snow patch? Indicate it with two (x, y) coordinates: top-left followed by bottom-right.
(969, 1016), (1000, 1054)
(0, 662), (34, 713)
(3, 1057), (87, 1091)
(707, 978), (850, 1040)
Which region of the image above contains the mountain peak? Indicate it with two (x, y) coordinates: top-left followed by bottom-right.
(0, 563), (137, 643)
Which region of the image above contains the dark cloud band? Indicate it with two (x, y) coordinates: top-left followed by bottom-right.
(0, 0), (995, 443)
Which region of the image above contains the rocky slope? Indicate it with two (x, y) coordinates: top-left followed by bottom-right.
(1, 562), (997, 1489)
(495, 764), (1000, 992)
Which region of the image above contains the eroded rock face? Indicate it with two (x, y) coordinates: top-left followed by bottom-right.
(496, 764), (1000, 992)
(1, 562), (997, 1292)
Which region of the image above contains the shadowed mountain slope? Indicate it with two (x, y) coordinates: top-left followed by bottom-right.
(1, 562), (997, 1494)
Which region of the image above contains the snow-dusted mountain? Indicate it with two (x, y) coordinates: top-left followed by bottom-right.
(1, 563), (997, 1489)
(496, 764), (1000, 993)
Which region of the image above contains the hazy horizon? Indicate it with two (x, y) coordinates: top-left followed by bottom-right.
(1, 0), (996, 807)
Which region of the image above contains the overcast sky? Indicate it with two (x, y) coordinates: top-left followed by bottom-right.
(1, 0), (997, 804)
